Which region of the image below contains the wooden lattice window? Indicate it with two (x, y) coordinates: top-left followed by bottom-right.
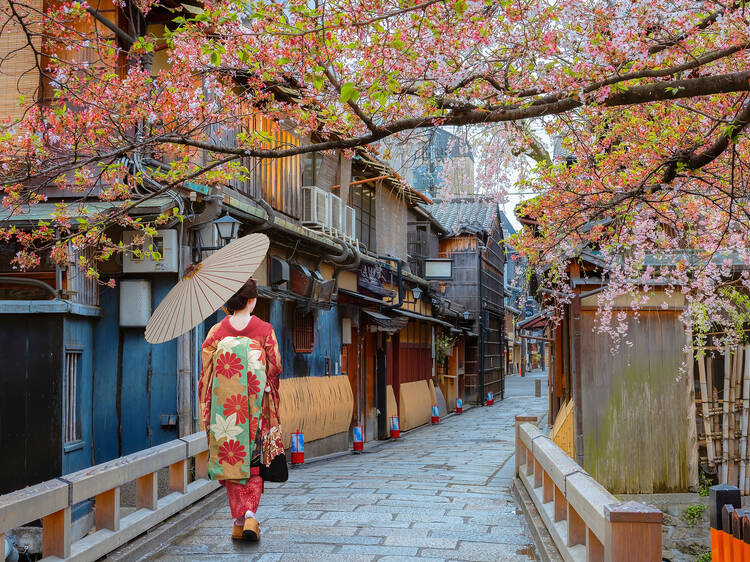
(64, 350), (82, 443)
(294, 310), (315, 353)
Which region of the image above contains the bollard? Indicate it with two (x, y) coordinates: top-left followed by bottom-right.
(291, 432), (304, 464)
(456, 397), (463, 414)
(431, 405), (439, 424)
(743, 512), (750, 560)
(710, 484), (742, 562)
(352, 425), (364, 452)
(535, 379), (541, 397)
(389, 416), (400, 439)
(487, 391), (494, 406)
(731, 508), (745, 561)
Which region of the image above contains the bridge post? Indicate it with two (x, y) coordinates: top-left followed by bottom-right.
(42, 505), (71, 558)
(95, 487), (121, 531)
(515, 415), (537, 476)
(603, 501), (663, 562)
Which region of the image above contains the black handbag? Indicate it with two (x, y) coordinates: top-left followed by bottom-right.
(260, 454), (289, 482)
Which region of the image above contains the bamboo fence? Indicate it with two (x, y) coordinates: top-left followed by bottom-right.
(696, 345), (750, 493)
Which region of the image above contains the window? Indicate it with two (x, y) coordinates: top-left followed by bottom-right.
(350, 183), (376, 249)
(293, 310), (315, 353)
(64, 349), (82, 444)
(303, 152), (323, 185)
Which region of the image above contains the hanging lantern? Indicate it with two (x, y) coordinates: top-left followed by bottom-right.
(487, 391), (494, 406)
(431, 404), (440, 424)
(389, 416), (400, 439)
(352, 425), (364, 452)
(456, 397), (463, 414)
(291, 431), (304, 464)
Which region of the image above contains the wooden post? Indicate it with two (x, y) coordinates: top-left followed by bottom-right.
(526, 450), (535, 477)
(603, 501), (662, 562)
(553, 485), (566, 522)
(534, 459), (543, 489)
(195, 450), (209, 480)
(698, 355), (716, 469)
(42, 506), (71, 559)
(515, 416), (537, 476)
(169, 459), (188, 494)
(543, 471), (554, 503)
(587, 528), (604, 562)
(567, 504), (586, 547)
(136, 472), (158, 510)
(95, 487), (120, 531)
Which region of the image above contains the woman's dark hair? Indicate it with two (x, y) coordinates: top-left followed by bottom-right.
(225, 278), (258, 313)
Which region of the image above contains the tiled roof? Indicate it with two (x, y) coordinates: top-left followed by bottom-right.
(424, 198), (499, 235)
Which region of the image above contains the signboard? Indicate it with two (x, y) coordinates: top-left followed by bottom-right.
(424, 259), (453, 280)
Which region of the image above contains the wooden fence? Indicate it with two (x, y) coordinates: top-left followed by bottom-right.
(0, 432), (218, 561)
(515, 416), (663, 561)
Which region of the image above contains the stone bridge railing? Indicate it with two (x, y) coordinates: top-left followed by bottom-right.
(0, 432), (217, 561)
(515, 415), (664, 562)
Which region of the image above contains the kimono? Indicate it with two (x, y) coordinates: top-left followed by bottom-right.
(198, 315), (284, 518)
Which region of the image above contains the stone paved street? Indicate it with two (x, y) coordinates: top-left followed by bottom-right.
(153, 372), (549, 561)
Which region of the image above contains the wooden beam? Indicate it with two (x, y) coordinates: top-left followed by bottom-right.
(95, 487), (120, 531)
(136, 472), (158, 511)
(42, 506), (71, 559)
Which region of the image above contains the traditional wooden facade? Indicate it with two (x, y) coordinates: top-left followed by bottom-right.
(425, 198), (506, 404)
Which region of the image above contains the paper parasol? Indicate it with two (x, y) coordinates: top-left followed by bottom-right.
(144, 233), (269, 344)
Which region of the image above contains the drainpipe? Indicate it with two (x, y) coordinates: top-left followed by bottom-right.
(378, 256), (404, 310)
(478, 246), (485, 404)
(177, 195), (222, 437)
(247, 197), (275, 233)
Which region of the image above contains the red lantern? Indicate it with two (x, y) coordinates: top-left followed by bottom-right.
(389, 416), (400, 438)
(291, 432), (304, 464)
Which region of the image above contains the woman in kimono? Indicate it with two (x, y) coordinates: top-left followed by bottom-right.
(197, 278), (285, 541)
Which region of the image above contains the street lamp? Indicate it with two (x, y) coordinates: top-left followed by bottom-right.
(463, 310), (471, 321)
(213, 213), (241, 246)
(411, 286), (423, 301)
(192, 212), (242, 262)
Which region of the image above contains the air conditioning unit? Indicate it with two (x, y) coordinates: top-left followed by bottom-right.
(301, 185), (330, 229)
(344, 205), (356, 241)
(123, 229), (179, 273)
(329, 193), (343, 234)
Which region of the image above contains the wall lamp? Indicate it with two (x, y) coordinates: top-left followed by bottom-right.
(192, 213), (241, 262)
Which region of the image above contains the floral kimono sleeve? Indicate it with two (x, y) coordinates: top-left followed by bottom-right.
(263, 328), (282, 393)
(198, 323), (221, 432)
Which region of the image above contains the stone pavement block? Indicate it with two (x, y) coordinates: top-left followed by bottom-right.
(383, 535), (459, 549)
(433, 529), (534, 546)
(394, 512), (464, 524)
(355, 527), (431, 538)
(336, 544), (420, 556)
(433, 540), (538, 560)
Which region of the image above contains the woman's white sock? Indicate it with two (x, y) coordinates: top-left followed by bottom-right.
(244, 510), (255, 519)
(234, 517), (245, 526)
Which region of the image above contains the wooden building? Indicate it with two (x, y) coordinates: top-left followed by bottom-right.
(425, 198), (506, 404)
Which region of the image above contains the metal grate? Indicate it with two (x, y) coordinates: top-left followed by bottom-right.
(64, 350), (82, 443)
(293, 310), (315, 353)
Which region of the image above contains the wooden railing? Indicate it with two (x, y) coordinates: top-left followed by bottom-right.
(515, 416), (663, 561)
(0, 432), (218, 561)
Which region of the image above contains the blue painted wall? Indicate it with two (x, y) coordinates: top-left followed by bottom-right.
(120, 277), (179, 455)
(92, 286), (121, 462)
(62, 316), (96, 475)
(270, 301), (341, 380)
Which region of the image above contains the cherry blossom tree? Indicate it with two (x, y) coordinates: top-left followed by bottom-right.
(1, 0), (750, 341)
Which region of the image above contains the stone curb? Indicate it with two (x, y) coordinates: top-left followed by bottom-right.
(512, 477), (565, 562)
(105, 487), (227, 561)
